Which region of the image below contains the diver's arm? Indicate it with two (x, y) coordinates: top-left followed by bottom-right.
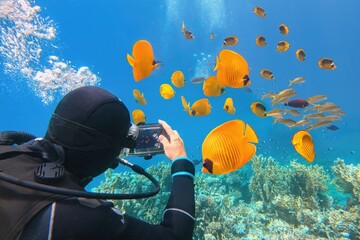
(161, 157), (195, 238)
(127, 119), (195, 239)
(116, 157), (195, 240)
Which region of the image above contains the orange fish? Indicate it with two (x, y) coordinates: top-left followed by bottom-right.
(191, 98), (211, 116)
(126, 40), (160, 81)
(296, 49), (306, 62)
(202, 119), (259, 174)
(159, 84), (175, 99)
(223, 97), (235, 115)
(181, 96), (192, 116)
(318, 58), (336, 70)
(214, 49), (250, 88)
(279, 24), (289, 35)
(182, 22), (194, 40)
(133, 89), (147, 105)
(171, 70), (186, 88)
(292, 130), (315, 162)
(254, 6), (266, 18)
(250, 101), (267, 117)
(256, 35), (266, 47)
(277, 40), (290, 52)
(223, 36), (239, 46)
(260, 69), (274, 80)
(202, 76), (225, 97)
(132, 109), (146, 125)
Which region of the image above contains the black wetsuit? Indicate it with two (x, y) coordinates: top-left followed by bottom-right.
(0, 140), (195, 240)
(20, 158), (195, 240)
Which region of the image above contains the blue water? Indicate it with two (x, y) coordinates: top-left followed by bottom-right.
(1, 0), (359, 195)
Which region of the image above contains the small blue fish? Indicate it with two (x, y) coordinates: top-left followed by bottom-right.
(326, 125), (339, 131)
(192, 159), (202, 165)
(191, 77), (207, 84)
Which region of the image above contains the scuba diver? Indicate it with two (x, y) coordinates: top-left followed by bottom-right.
(0, 86), (195, 240)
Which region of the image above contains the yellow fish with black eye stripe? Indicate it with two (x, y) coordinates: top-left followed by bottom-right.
(191, 98), (211, 116)
(202, 119), (259, 174)
(223, 36), (238, 46)
(214, 50), (250, 88)
(292, 130), (315, 162)
(133, 89), (147, 105)
(126, 40), (160, 81)
(279, 24), (289, 35)
(160, 84), (176, 100)
(256, 35), (266, 47)
(171, 70), (186, 88)
(132, 109), (146, 125)
(181, 96), (191, 116)
(223, 97), (235, 115)
(202, 76), (225, 97)
(250, 101), (267, 117)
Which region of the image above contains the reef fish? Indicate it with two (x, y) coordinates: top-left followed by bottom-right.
(210, 33), (215, 40)
(255, 35), (266, 47)
(191, 98), (211, 116)
(132, 109), (146, 125)
(307, 95), (327, 104)
(202, 119), (259, 174)
(171, 70), (186, 88)
(266, 108), (283, 119)
(276, 40), (290, 52)
(260, 69), (274, 80)
(279, 24), (289, 35)
(159, 84), (175, 99)
(214, 49), (250, 88)
(284, 99), (309, 108)
(182, 22), (195, 40)
(273, 118), (296, 127)
(303, 113), (324, 119)
(126, 40), (160, 81)
(326, 125), (339, 131)
(296, 49), (306, 62)
(294, 119), (312, 127)
(305, 120), (333, 131)
(284, 109), (301, 117)
(203, 76), (225, 97)
(254, 6), (266, 17)
(250, 102), (266, 117)
(289, 77), (305, 87)
(318, 58), (336, 70)
(223, 36), (239, 46)
(133, 89), (147, 105)
(181, 96), (191, 116)
(292, 130), (315, 162)
(191, 77), (207, 84)
(223, 97), (236, 115)
(274, 88), (296, 100)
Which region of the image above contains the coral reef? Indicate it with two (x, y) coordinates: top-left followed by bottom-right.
(93, 155), (360, 239)
(332, 158), (360, 204)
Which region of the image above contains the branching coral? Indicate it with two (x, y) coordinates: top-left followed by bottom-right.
(249, 155), (291, 211)
(289, 161), (332, 210)
(332, 158), (360, 204)
(93, 157), (359, 239)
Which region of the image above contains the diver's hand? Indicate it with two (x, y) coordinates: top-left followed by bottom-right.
(158, 119), (187, 161)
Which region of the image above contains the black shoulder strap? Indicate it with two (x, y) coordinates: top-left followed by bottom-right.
(0, 145), (42, 161)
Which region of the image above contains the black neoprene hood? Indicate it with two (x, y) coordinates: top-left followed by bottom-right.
(45, 86), (134, 150)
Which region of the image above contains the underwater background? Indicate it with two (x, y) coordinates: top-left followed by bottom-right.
(0, 0), (359, 239)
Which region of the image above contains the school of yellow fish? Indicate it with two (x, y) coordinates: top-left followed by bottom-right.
(125, 6), (340, 174)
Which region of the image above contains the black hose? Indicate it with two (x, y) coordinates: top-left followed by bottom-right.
(0, 131), (36, 145)
(0, 168), (160, 200)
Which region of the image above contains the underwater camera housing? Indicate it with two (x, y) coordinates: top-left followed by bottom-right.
(129, 123), (169, 160)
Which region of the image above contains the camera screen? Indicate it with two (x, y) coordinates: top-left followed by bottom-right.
(129, 124), (167, 156)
